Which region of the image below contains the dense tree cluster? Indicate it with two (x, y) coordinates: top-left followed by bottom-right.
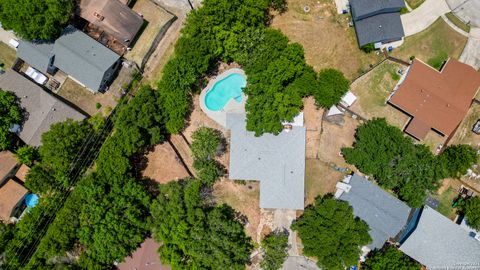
(190, 127), (224, 185)
(292, 196), (371, 270)
(363, 246), (421, 270)
(15, 145), (37, 166)
(260, 230), (289, 270)
(0, 0), (73, 40)
(0, 89), (22, 150)
(342, 118), (477, 207)
(464, 196), (480, 230)
(157, 0), (348, 135)
(151, 180), (253, 269)
(314, 69), (350, 108)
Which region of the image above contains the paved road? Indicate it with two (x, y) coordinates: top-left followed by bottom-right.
(447, 0), (480, 27)
(460, 27), (480, 70)
(281, 256), (321, 270)
(401, 0), (451, 36)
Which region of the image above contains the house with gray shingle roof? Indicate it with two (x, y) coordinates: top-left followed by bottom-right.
(350, 0), (405, 47)
(17, 26), (121, 92)
(227, 113), (305, 210)
(0, 70), (86, 146)
(399, 206), (480, 269)
(335, 174), (412, 250)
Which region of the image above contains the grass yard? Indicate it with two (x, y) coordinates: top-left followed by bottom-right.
(391, 19), (468, 70)
(405, 0), (425, 9)
(449, 103), (480, 147)
(445, 12), (471, 33)
(271, 0), (383, 80)
(305, 159), (344, 204)
(125, 0), (174, 67)
(0, 42), (16, 69)
(349, 61), (410, 129)
(432, 186), (457, 219)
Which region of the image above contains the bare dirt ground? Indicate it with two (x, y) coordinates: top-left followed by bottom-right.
(142, 142), (190, 184)
(125, 0), (175, 67)
(271, 0), (383, 80)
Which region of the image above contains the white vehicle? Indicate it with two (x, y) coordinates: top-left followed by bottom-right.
(25, 67), (48, 85)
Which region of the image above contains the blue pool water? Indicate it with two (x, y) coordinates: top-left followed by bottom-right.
(25, 194), (39, 208)
(205, 73), (246, 111)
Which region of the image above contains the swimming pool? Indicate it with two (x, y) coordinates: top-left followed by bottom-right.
(205, 73), (246, 111)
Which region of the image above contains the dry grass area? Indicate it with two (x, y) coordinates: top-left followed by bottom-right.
(125, 0), (174, 66)
(391, 19), (468, 65)
(421, 130), (447, 153)
(449, 103), (480, 147)
(271, 0), (383, 80)
(305, 159), (344, 204)
(350, 61), (410, 129)
(213, 180), (261, 241)
(57, 78), (120, 116)
(406, 0), (425, 9)
(0, 42), (16, 69)
(142, 142), (190, 184)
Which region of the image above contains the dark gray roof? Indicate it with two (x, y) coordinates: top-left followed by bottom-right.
(400, 206), (480, 269)
(0, 70), (86, 146)
(350, 0), (405, 21)
(53, 26), (120, 91)
(354, 12), (405, 46)
(338, 174), (411, 250)
(17, 41), (54, 73)
(227, 113), (305, 210)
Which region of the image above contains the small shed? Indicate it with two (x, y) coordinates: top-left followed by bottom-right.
(340, 91), (357, 107)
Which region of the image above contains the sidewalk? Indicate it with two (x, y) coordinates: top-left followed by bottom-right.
(0, 25), (16, 45)
(460, 27), (480, 70)
(401, 0), (451, 37)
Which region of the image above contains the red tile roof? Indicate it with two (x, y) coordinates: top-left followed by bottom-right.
(0, 151), (17, 181)
(0, 180), (28, 222)
(389, 59), (480, 140)
(117, 238), (170, 270)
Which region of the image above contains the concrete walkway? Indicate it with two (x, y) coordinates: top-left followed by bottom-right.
(401, 0), (451, 36)
(447, 0), (480, 28)
(0, 25), (16, 45)
(460, 27), (480, 70)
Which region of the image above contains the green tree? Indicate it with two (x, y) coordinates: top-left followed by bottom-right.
(361, 43), (375, 53)
(193, 159), (223, 185)
(0, 222), (14, 254)
(261, 230), (289, 270)
(464, 196), (480, 230)
(0, 89), (22, 150)
(363, 246), (421, 270)
(0, 0), (73, 40)
(314, 69), (350, 108)
(151, 180), (253, 269)
(24, 164), (57, 195)
(438, 144), (478, 178)
(291, 196), (371, 270)
(15, 145), (37, 166)
(190, 127), (222, 160)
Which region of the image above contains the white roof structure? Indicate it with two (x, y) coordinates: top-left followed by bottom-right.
(227, 113), (306, 210)
(282, 112), (304, 127)
(327, 105), (344, 116)
(340, 91), (357, 107)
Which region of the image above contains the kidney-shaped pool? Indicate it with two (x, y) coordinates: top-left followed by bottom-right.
(204, 73), (246, 111)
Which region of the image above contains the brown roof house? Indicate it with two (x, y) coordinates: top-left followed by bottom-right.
(116, 238), (170, 270)
(388, 59), (480, 140)
(0, 151), (18, 183)
(78, 0), (144, 47)
(0, 180), (28, 222)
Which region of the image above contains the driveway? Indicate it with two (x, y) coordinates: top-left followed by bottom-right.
(281, 256), (320, 270)
(401, 0), (451, 36)
(0, 25), (16, 45)
(460, 27), (480, 70)
(447, 0), (480, 27)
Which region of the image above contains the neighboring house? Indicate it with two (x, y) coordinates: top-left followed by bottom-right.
(389, 59), (480, 140)
(335, 174), (412, 250)
(0, 70), (86, 146)
(350, 0), (405, 47)
(116, 238), (171, 270)
(399, 206), (480, 269)
(0, 179), (28, 223)
(78, 0), (144, 47)
(0, 151), (17, 183)
(17, 26), (121, 92)
(227, 113), (305, 210)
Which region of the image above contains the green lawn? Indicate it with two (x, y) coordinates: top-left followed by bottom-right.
(0, 42), (16, 69)
(432, 187), (457, 219)
(445, 12), (471, 33)
(405, 0), (425, 9)
(391, 19), (468, 69)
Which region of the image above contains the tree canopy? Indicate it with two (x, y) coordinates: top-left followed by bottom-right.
(0, 89), (22, 150)
(151, 180), (253, 269)
(190, 127), (222, 160)
(464, 196), (480, 231)
(438, 144), (478, 178)
(260, 230), (289, 270)
(291, 196), (371, 270)
(363, 246), (421, 270)
(342, 118), (475, 207)
(15, 145), (37, 166)
(0, 0), (73, 40)
(314, 69), (350, 108)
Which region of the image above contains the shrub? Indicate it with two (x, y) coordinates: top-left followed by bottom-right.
(15, 145), (37, 166)
(361, 43), (375, 53)
(261, 230), (289, 270)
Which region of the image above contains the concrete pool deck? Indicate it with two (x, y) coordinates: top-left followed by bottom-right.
(199, 68), (247, 127)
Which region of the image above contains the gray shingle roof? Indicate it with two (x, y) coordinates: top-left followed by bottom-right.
(227, 113), (305, 210)
(354, 12), (405, 46)
(53, 26), (120, 91)
(350, 0), (405, 21)
(400, 206), (480, 269)
(338, 174), (411, 250)
(0, 70), (86, 146)
(17, 41), (54, 73)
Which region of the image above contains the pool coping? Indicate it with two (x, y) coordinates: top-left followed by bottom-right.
(199, 68), (247, 127)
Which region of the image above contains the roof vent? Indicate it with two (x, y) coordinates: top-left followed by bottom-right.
(93, 11), (104, 21)
(379, 25), (382, 28)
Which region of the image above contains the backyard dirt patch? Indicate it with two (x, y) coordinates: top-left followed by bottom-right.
(0, 42), (16, 69)
(391, 19), (468, 66)
(57, 78), (121, 116)
(449, 103), (480, 147)
(305, 159), (344, 204)
(318, 117), (358, 167)
(125, 0), (175, 67)
(271, 0), (383, 80)
(349, 61), (411, 129)
(213, 180), (261, 241)
(141, 142), (190, 184)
